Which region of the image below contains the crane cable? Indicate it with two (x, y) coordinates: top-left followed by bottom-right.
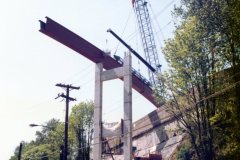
(113, 9), (133, 55)
(112, 0), (176, 57)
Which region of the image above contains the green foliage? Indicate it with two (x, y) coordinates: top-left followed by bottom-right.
(21, 144), (57, 160)
(162, 15), (215, 159)
(10, 101), (94, 160)
(157, 0), (240, 159)
(69, 101), (94, 160)
(177, 145), (191, 160)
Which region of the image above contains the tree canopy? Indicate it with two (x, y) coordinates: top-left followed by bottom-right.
(156, 0), (240, 159)
(10, 101), (94, 160)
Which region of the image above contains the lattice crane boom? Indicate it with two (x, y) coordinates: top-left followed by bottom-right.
(132, 0), (162, 87)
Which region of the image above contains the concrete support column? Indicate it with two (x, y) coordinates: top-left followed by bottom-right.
(93, 63), (103, 160)
(123, 54), (132, 160)
(93, 54), (132, 159)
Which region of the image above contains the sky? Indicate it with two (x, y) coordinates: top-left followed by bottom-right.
(0, 0), (179, 159)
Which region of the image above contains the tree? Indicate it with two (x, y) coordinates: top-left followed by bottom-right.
(162, 16), (215, 160)
(10, 101), (94, 160)
(69, 101), (94, 160)
(35, 118), (60, 145)
(158, 0), (240, 159)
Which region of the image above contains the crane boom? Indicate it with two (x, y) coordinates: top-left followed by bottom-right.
(132, 0), (161, 86)
(107, 28), (156, 73)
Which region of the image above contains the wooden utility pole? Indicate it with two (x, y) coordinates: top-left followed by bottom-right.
(17, 142), (23, 160)
(56, 83), (80, 160)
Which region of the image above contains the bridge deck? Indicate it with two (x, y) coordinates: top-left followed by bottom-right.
(39, 17), (160, 107)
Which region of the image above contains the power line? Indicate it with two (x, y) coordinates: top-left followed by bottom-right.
(151, 0), (176, 19)
(67, 65), (94, 85)
(23, 74), (240, 159)
(103, 94), (142, 116)
(148, 2), (166, 45)
(111, 0), (177, 55)
(73, 79), (240, 152)
(26, 79), (239, 159)
(22, 64), (94, 114)
(113, 9), (133, 55)
(158, 70), (240, 100)
(77, 78), (94, 87)
(63, 63), (93, 83)
(55, 83), (80, 160)
(113, 19), (173, 53)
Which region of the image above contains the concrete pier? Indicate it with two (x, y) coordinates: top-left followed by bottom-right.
(93, 54), (132, 160)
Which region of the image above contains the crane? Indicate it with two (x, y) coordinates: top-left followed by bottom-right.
(131, 0), (164, 94)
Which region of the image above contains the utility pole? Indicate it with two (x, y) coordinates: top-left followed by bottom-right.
(18, 142), (23, 160)
(55, 83), (80, 160)
(60, 145), (64, 160)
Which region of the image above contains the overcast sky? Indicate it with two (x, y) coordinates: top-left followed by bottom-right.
(0, 0), (178, 159)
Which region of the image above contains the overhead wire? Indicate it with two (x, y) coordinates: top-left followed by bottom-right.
(111, 0), (177, 62)
(102, 94), (144, 125)
(66, 65), (94, 85)
(78, 78), (94, 88)
(21, 64), (95, 119)
(63, 63), (93, 83)
(108, 0), (177, 56)
(74, 109), (178, 152)
(133, 9), (142, 74)
(21, 3), (176, 159)
(159, 70), (240, 95)
(28, 104), (176, 157)
(113, 9), (133, 55)
(103, 93), (143, 116)
(112, 20), (173, 54)
(22, 58), (240, 127)
(23, 99), (55, 113)
(25, 1), (240, 156)
(161, 21), (172, 30)
(103, 98), (123, 115)
(150, 0), (177, 42)
(148, 2), (166, 45)
(148, 0), (177, 55)
(191, 80), (240, 106)
(30, 14), (240, 158)
(136, 76), (240, 155)
(111, 6), (139, 53)
(212, 70), (240, 86)
(150, 0), (176, 20)
(72, 79), (240, 152)
(26, 79), (240, 159)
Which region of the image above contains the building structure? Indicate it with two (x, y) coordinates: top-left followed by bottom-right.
(102, 105), (185, 160)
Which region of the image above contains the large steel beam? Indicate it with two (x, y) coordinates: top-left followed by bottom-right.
(39, 17), (160, 107)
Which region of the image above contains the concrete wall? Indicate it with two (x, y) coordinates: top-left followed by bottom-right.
(103, 106), (185, 160)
